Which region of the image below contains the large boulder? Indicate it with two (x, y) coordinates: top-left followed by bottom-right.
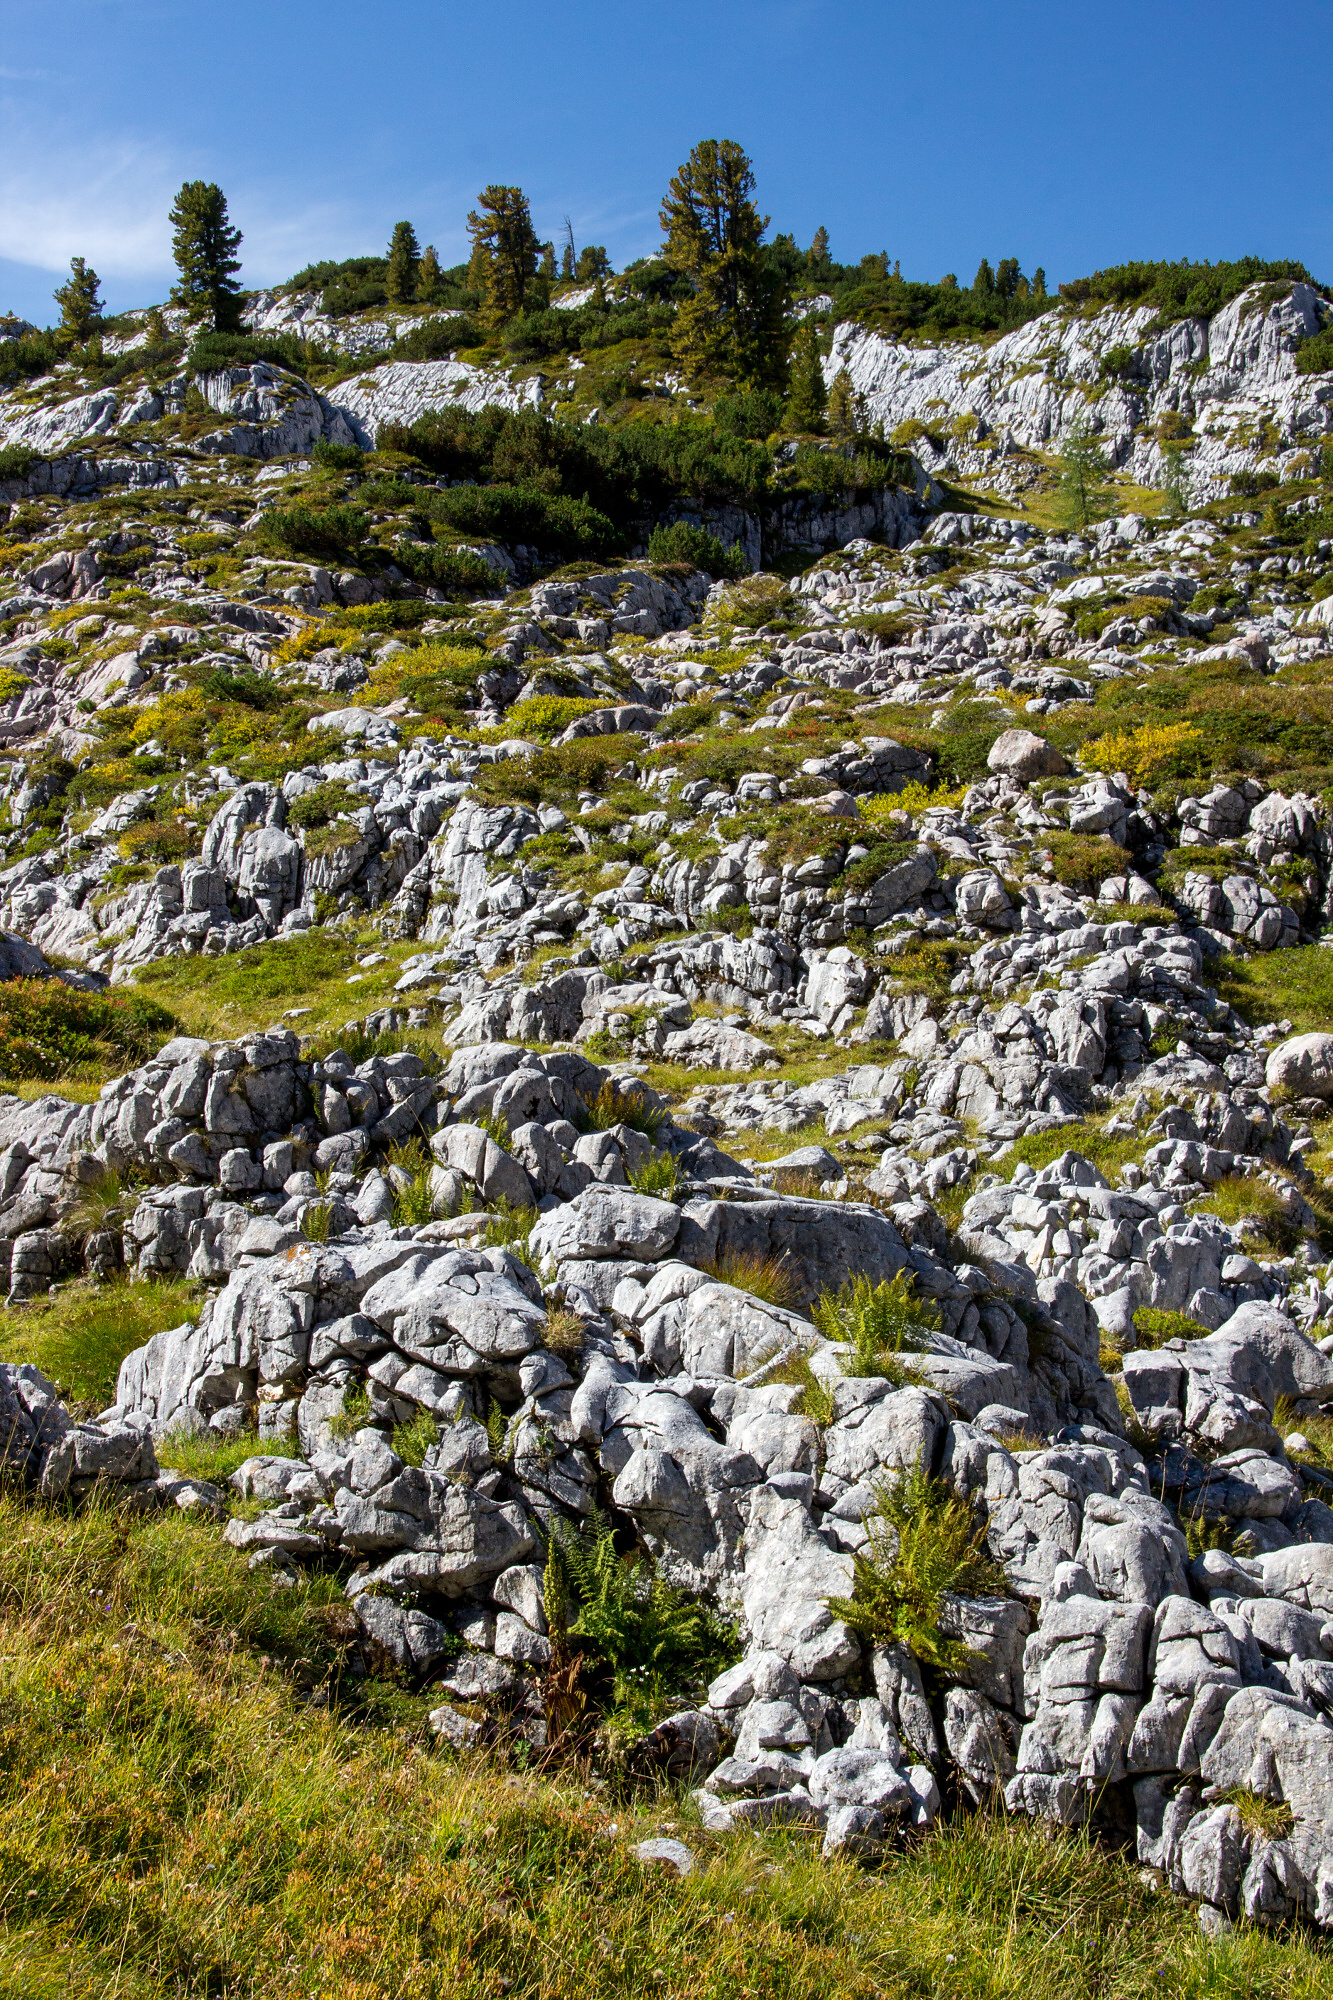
(986, 729), (1070, 781)
(1266, 1032), (1333, 1100)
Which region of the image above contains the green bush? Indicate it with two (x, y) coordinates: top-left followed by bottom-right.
(313, 438), (365, 470)
(1133, 1306), (1212, 1348)
(0, 978), (175, 1083)
(1058, 257), (1312, 324)
(0, 327), (64, 385)
(0, 443), (40, 481)
(1229, 467), (1281, 498)
(390, 315), (482, 361)
(504, 695), (601, 740)
(392, 542), (500, 596)
(1043, 832), (1134, 891)
(199, 666), (285, 710)
(1297, 329), (1333, 376)
(377, 405), (772, 516)
(827, 1468), (1007, 1672)
(430, 483), (620, 560)
(286, 779), (362, 830)
(254, 504), (368, 562)
(189, 330), (328, 375)
(646, 520), (747, 577)
(714, 387), (784, 440)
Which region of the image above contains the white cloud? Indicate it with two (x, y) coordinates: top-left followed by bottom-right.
(0, 136), (175, 276)
(0, 133), (387, 296)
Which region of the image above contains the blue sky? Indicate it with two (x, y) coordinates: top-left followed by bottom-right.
(1, 0), (1329, 324)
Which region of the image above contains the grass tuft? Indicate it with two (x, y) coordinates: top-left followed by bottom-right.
(700, 1248), (799, 1308)
(580, 1077), (667, 1143)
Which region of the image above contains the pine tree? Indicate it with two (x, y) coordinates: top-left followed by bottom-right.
(53, 257), (103, 343)
(972, 257), (995, 296)
(576, 244), (610, 282)
(560, 241), (574, 281)
(809, 225), (830, 271)
(827, 367), (861, 444)
(659, 138), (788, 387)
(1058, 409), (1114, 529)
(1033, 267), (1048, 300)
(386, 221), (421, 305)
(540, 241), (556, 281)
(1160, 442), (1192, 518)
(169, 181), (243, 331)
(466, 186), (538, 326)
(784, 321), (826, 433)
(416, 244), (444, 304)
(145, 305), (168, 342)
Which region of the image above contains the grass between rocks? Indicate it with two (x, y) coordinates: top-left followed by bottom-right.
(130, 928), (434, 1046)
(1002, 1114), (1152, 1182)
(2, 1494), (1332, 2000)
(1213, 948), (1333, 1038)
(0, 1274), (202, 1412)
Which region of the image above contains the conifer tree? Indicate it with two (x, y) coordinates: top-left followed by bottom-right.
(560, 241), (574, 281)
(53, 257), (103, 343)
(1160, 442), (1191, 518)
(466, 186), (538, 326)
(540, 242), (556, 281)
(826, 367), (860, 444)
(809, 225), (830, 271)
(386, 221), (421, 305)
(576, 244), (610, 282)
(972, 257), (995, 296)
(1033, 267), (1048, 299)
(169, 181), (243, 331)
(659, 138), (787, 386)
(417, 244), (444, 304)
(784, 320), (826, 432)
(1058, 409), (1113, 528)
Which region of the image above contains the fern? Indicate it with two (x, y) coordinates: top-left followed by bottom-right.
(827, 1468), (1005, 1673)
(545, 1511), (737, 1711)
(485, 1397), (512, 1464)
(385, 1136), (436, 1226)
(476, 1108), (513, 1149)
(630, 1149), (678, 1197)
(301, 1200), (333, 1243)
(814, 1270), (938, 1378)
(484, 1199), (536, 1265)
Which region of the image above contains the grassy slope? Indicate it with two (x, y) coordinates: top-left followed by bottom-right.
(0, 1274), (201, 1411)
(2, 1492), (1330, 2000)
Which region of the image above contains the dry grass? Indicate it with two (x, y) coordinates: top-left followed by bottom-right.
(700, 1248), (800, 1309)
